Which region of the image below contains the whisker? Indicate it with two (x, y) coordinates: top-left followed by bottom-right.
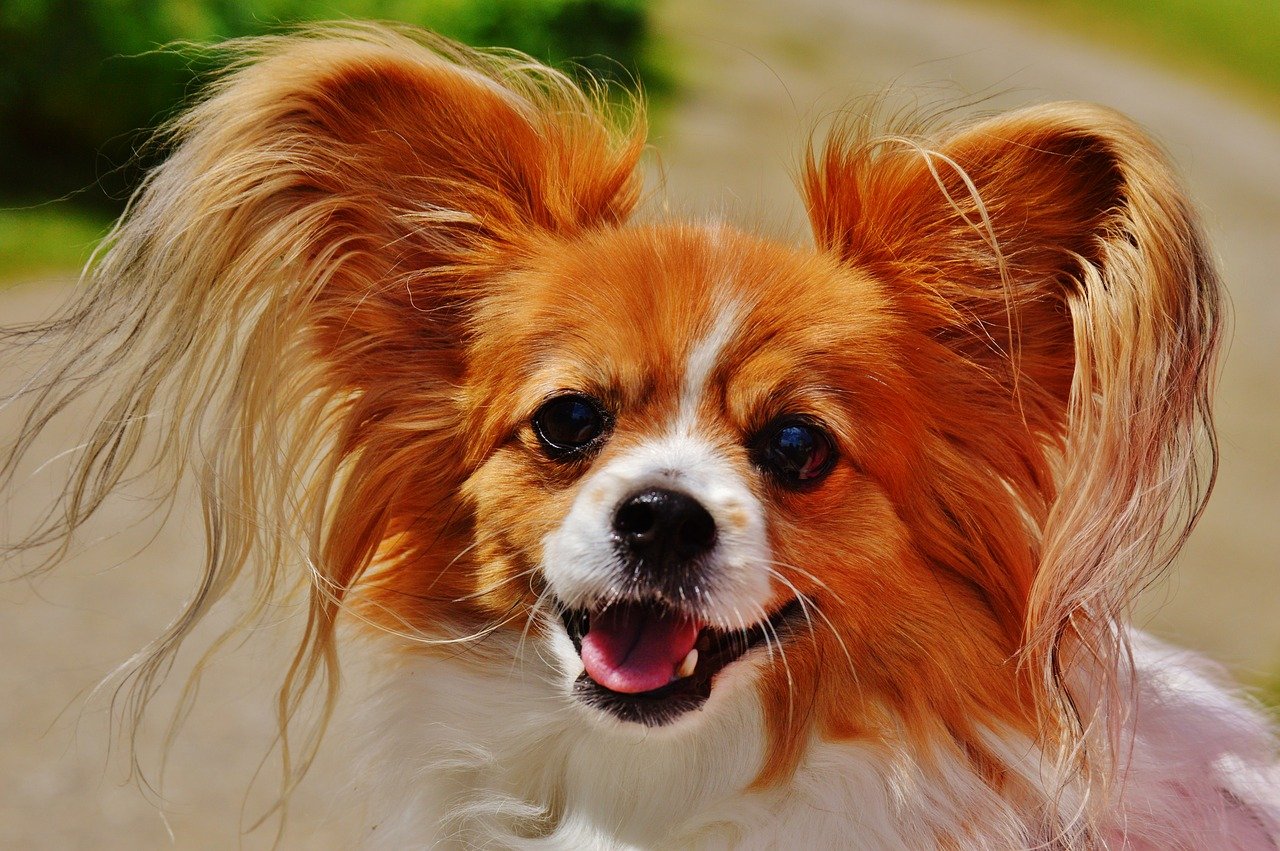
(450, 565), (540, 604)
(513, 583), (557, 678)
(753, 598), (796, 727)
(762, 560), (859, 690)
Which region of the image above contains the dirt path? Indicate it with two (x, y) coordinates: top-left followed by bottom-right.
(4, 1), (1278, 846)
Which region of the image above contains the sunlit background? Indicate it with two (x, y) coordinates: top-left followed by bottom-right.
(3, 1), (1278, 847)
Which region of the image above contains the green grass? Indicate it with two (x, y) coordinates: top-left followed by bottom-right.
(0, 206), (112, 284)
(977, 0), (1280, 113)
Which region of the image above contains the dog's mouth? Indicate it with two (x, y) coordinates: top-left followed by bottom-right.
(558, 598), (802, 726)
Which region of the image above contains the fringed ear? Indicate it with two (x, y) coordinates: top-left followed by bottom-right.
(803, 102), (1222, 762)
(120, 23), (645, 390)
(94, 21), (646, 600)
(1, 23), (643, 813)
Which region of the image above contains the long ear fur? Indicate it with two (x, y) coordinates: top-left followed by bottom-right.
(1, 22), (643, 809)
(804, 103), (1223, 795)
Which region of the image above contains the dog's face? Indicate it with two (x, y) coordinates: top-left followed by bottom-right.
(459, 225), (912, 728)
(355, 220), (1035, 775)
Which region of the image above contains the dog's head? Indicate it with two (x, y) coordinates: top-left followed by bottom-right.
(32, 25), (1218, 788)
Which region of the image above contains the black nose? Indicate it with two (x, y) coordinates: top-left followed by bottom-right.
(613, 487), (717, 564)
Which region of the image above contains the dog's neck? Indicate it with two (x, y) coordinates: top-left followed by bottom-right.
(344, 632), (1057, 849)
(339, 629), (1278, 849)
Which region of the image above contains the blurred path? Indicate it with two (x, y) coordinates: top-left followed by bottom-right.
(3, 0), (1279, 847)
(0, 281), (358, 848)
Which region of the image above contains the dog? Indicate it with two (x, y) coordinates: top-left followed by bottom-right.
(3, 22), (1278, 848)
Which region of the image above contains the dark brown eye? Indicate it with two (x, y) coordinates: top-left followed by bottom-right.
(532, 394), (609, 458)
(755, 417), (836, 487)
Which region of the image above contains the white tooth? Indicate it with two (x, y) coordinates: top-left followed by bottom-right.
(676, 648), (698, 679)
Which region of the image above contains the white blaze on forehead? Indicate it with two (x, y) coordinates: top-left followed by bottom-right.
(676, 297), (743, 432)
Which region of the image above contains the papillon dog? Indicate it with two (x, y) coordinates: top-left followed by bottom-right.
(3, 23), (1278, 849)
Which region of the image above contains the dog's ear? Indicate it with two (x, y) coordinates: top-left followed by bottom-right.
(74, 24), (645, 585)
(804, 103), (1217, 415)
(0, 28), (645, 771)
(116, 27), (644, 389)
(803, 103), (1222, 706)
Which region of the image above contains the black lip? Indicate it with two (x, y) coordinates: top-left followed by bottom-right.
(559, 598), (803, 727)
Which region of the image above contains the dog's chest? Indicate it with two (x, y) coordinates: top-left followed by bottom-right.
(345, 646), (1023, 849)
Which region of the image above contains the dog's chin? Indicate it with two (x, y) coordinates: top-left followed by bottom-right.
(557, 598), (803, 727)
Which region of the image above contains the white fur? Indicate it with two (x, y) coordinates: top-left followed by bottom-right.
(1094, 634), (1280, 849)
(675, 295), (740, 432)
(346, 628), (1280, 849)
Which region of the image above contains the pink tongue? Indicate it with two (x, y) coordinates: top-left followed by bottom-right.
(580, 605), (700, 694)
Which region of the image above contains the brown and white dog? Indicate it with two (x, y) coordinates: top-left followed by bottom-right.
(3, 23), (1277, 848)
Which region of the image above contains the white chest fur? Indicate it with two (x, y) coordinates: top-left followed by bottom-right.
(345, 631), (1280, 849)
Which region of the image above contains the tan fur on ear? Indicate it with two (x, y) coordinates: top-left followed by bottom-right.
(804, 102), (1223, 807)
(1, 23), (644, 819)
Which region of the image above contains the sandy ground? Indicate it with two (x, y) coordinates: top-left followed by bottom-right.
(3, 0), (1278, 847)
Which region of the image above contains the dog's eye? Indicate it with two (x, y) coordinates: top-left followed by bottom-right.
(532, 394), (609, 457)
(755, 417), (837, 487)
